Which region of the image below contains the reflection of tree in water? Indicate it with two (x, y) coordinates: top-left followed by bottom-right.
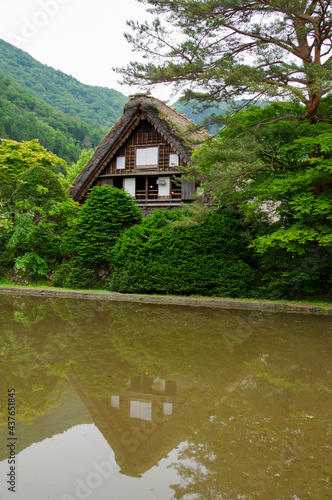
(0, 296), (141, 420)
(58, 299), (138, 397)
(1, 294), (294, 406)
(102, 302), (265, 385)
(169, 348), (332, 499)
(0, 344), (67, 424)
(13, 304), (47, 326)
(0, 293), (331, 498)
(64, 300), (332, 491)
(52, 300), (269, 398)
(0, 296), (70, 424)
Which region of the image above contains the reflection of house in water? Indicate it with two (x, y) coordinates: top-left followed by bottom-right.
(110, 372), (177, 422)
(67, 369), (198, 477)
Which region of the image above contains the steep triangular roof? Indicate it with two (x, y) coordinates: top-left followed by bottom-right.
(69, 93), (210, 202)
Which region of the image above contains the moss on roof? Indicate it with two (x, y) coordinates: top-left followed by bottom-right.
(138, 95), (209, 150)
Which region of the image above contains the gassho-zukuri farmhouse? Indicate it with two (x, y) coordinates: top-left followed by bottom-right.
(69, 93), (210, 216)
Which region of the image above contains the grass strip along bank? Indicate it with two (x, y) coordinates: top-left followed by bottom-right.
(0, 285), (331, 315)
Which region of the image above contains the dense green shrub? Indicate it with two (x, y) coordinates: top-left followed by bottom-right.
(49, 262), (72, 287)
(64, 185), (142, 265)
(256, 246), (332, 300)
(108, 208), (256, 297)
(65, 267), (99, 290)
(61, 185), (142, 287)
(0, 232), (14, 274)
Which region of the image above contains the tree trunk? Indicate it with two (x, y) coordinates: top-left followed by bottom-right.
(306, 94), (322, 119)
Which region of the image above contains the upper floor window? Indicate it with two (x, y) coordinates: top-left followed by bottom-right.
(136, 147), (158, 167)
(116, 156), (126, 170)
(169, 154), (179, 167)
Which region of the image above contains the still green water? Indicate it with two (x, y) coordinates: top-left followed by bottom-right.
(0, 294), (331, 499)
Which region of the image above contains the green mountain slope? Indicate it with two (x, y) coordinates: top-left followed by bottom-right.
(0, 38), (127, 128)
(0, 70), (107, 164)
(173, 99), (267, 133)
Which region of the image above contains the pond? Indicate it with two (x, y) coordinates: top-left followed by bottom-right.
(0, 294), (331, 499)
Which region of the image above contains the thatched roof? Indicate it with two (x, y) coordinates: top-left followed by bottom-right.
(69, 93), (210, 202)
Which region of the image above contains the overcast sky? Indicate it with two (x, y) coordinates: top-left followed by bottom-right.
(0, 0), (174, 101)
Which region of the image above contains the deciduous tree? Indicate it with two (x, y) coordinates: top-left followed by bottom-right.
(0, 140), (77, 278)
(188, 99), (332, 298)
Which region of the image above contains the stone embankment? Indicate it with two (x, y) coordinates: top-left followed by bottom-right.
(1, 286), (331, 315)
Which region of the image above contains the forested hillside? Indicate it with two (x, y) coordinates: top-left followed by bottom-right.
(173, 100), (229, 123)
(0, 71), (106, 164)
(0, 39), (128, 163)
(173, 99), (267, 133)
(0, 39), (127, 128)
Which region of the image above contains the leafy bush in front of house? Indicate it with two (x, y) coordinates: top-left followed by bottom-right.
(253, 242), (332, 300)
(108, 208), (257, 297)
(58, 185), (143, 288)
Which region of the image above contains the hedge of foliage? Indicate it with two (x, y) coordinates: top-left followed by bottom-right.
(108, 208), (257, 297)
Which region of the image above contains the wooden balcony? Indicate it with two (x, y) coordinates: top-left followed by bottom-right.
(136, 189), (181, 200)
(171, 188), (181, 199)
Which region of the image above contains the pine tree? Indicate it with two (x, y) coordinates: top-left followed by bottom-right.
(119, 0), (332, 119)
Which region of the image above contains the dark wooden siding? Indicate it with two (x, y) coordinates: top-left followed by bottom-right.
(181, 182), (196, 200)
(100, 119), (186, 175)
